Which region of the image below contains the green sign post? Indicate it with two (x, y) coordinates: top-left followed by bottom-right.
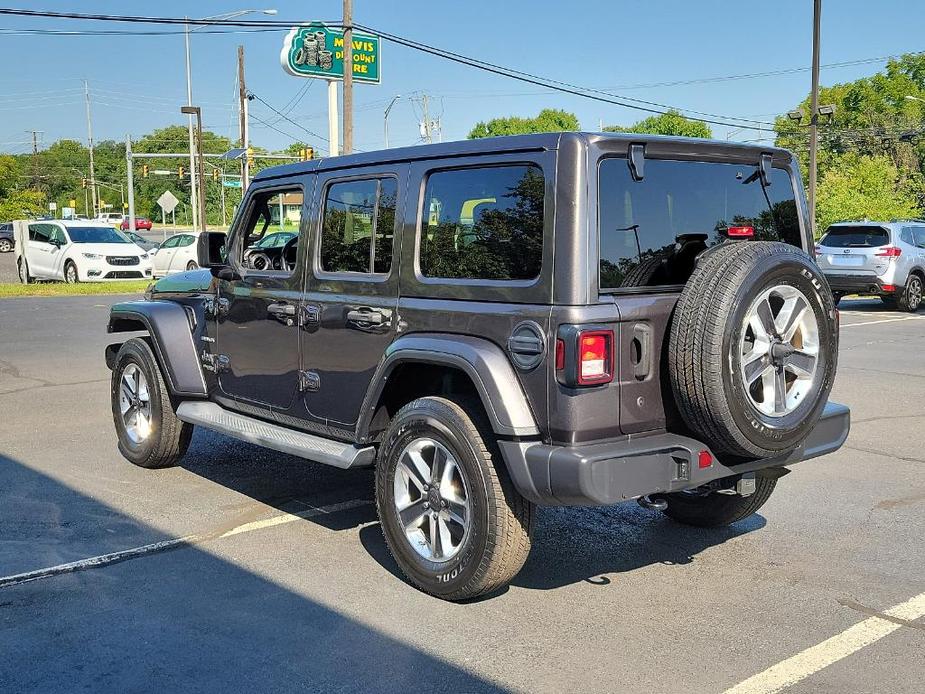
(280, 23), (381, 84)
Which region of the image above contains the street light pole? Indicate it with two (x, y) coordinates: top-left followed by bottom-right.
(808, 0), (822, 238)
(343, 0), (353, 154)
(182, 106), (207, 231)
(384, 95), (401, 148)
(184, 17), (199, 232)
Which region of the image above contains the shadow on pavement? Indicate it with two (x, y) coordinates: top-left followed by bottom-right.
(0, 452), (504, 693)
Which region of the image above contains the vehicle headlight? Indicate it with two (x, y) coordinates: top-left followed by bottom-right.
(82, 252), (103, 259)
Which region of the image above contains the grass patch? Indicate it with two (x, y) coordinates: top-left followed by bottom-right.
(0, 280), (150, 298)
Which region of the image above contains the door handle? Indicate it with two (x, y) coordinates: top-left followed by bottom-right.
(267, 302), (296, 317)
(346, 308), (388, 325)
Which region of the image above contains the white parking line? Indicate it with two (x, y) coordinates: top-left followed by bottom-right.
(840, 315), (925, 328)
(0, 498), (371, 589)
(724, 591), (925, 694)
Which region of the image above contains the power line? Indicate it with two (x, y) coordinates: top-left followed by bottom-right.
(247, 91), (330, 143)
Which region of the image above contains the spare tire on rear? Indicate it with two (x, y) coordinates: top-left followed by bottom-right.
(668, 241), (838, 458)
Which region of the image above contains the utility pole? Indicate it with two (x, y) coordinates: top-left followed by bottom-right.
(84, 80), (98, 217)
(126, 134), (136, 232)
(238, 45), (251, 191)
(808, 0), (822, 238)
(343, 0), (354, 154)
(182, 105), (208, 231)
(184, 17), (199, 231)
(421, 94), (432, 144)
(28, 130), (42, 190)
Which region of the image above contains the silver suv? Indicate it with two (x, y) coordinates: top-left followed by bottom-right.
(816, 221), (925, 311)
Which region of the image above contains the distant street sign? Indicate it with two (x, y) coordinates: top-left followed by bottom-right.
(223, 179), (243, 188)
(281, 23), (380, 84)
(48, 202), (57, 211)
(157, 190), (180, 214)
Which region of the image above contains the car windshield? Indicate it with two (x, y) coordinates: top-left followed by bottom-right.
(66, 226), (132, 244)
(820, 225), (890, 248)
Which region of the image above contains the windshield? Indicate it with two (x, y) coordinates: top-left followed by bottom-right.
(598, 158), (802, 290)
(820, 225), (890, 248)
(66, 226), (132, 244)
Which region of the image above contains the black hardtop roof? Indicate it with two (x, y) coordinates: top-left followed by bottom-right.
(253, 131), (794, 182)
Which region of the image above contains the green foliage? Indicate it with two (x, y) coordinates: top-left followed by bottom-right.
(605, 110), (713, 139)
(0, 280), (148, 298)
(0, 189), (45, 221)
(815, 154), (920, 234)
(468, 109), (579, 139)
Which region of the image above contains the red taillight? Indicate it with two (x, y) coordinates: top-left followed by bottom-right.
(555, 338), (565, 371)
(577, 330), (614, 385)
(875, 246), (902, 258)
(726, 225), (754, 238)
(698, 450), (713, 469)
(881, 284), (896, 292)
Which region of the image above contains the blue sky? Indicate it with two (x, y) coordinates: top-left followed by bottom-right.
(1, 1), (923, 156)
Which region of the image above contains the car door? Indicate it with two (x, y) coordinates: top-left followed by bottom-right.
(154, 235), (180, 274)
(26, 223), (58, 278)
(46, 224), (70, 279)
(167, 234), (195, 273)
(215, 181), (311, 411)
(299, 166), (404, 435)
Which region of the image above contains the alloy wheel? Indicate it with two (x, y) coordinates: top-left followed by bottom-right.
(740, 284), (820, 417)
(0, 239), (11, 253)
(392, 437), (470, 563)
(65, 264), (78, 283)
(908, 276), (922, 310)
(118, 363), (152, 444)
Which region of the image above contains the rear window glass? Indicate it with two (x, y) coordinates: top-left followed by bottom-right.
(820, 226), (890, 248)
(419, 164), (544, 281)
(598, 158), (801, 290)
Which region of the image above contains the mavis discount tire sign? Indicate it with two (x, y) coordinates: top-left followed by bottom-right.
(280, 23), (381, 84)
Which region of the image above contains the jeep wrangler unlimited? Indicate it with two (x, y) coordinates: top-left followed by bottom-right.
(105, 133), (849, 600)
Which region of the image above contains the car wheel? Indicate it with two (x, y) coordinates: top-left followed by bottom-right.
(64, 261), (79, 284)
(661, 475), (778, 527)
(186, 260), (198, 271)
(110, 338), (192, 469)
(375, 396), (534, 601)
(668, 241), (838, 458)
(898, 274), (923, 312)
(18, 258), (32, 284)
(0, 239), (11, 253)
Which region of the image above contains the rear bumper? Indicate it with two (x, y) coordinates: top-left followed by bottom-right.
(824, 273), (894, 294)
(499, 401), (850, 506)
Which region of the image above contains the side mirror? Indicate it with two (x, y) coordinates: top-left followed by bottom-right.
(197, 231), (227, 269)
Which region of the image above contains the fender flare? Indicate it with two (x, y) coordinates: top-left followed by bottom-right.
(107, 300), (207, 397)
(356, 333), (540, 439)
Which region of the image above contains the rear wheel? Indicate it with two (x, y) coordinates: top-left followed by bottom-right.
(0, 239), (11, 253)
(662, 476), (778, 527)
(898, 274), (923, 312)
(110, 338), (192, 469)
(64, 261), (79, 284)
(375, 396), (534, 601)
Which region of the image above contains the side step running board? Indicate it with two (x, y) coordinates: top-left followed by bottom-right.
(175, 401), (375, 469)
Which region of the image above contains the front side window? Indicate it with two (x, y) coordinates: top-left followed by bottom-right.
(176, 235), (195, 247)
(419, 165), (544, 281)
(234, 188), (304, 273)
(160, 235), (181, 249)
(319, 177), (396, 275)
(598, 158), (801, 290)
(29, 224), (52, 243)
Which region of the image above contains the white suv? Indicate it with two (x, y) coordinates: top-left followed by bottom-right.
(14, 220), (153, 283)
(816, 221), (925, 311)
(96, 213), (125, 227)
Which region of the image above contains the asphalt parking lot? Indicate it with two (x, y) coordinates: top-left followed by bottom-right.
(0, 294), (922, 693)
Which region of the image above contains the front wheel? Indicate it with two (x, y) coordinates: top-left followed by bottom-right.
(111, 338), (192, 469)
(375, 396), (534, 601)
(64, 261), (79, 284)
(661, 476), (778, 527)
(186, 260), (198, 271)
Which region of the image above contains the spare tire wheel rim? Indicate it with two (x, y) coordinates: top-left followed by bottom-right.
(740, 283), (820, 418)
(393, 437), (470, 563)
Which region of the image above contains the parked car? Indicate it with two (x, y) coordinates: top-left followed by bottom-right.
(816, 220), (925, 311)
(104, 133), (848, 601)
(0, 222), (13, 253)
(242, 231), (297, 270)
(121, 217), (153, 231)
(150, 231), (201, 277)
(123, 230), (159, 252)
(14, 220), (152, 283)
(96, 212), (125, 227)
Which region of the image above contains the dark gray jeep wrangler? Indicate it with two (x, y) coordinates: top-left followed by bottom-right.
(105, 133), (849, 600)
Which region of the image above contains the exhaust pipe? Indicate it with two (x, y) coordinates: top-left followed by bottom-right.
(637, 495), (667, 511)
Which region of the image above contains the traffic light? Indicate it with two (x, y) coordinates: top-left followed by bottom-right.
(142, 164), (149, 178)
(299, 147), (314, 161)
(212, 169), (219, 181)
(246, 147), (254, 167)
(178, 166), (185, 179)
(81, 178), (87, 188)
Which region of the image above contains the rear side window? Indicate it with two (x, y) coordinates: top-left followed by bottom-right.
(913, 227), (925, 248)
(821, 225), (890, 248)
(320, 177), (396, 275)
(418, 165), (544, 281)
(598, 158), (801, 290)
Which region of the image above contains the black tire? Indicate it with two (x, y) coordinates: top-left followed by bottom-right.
(898, 274), (923, 312)
(18, 258), (32, 284)
(662, 476), (778, 527)
(668, 241), (838, 458)
(375, 396), (534, 601)
(110, 338), (192, 469)
(0, 239), (11, 253)
(186, 260), (198, 271)
(64, 260), (79, 284)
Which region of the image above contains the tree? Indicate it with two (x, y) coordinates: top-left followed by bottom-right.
(0, 189), (45, 221)
(468, 109), (579, 139)
(814, 154), (919, 233)
(605, 110), (712, 139)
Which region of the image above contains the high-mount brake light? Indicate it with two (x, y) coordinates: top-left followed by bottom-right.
(577, 330), (614, 385)
(875, 246), (902, 258)
(726, 226), (754, 238)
